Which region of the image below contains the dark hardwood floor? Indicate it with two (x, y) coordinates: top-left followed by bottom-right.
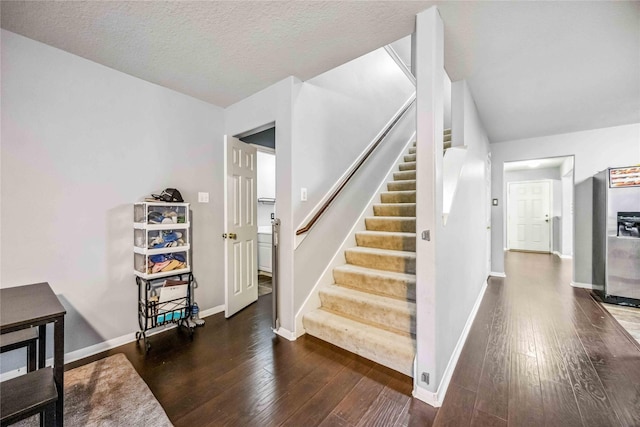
(69, 252), (640, 426)
(439, 251), (640, 427)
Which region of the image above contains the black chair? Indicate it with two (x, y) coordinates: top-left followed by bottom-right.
(1, 328), (56, 426)
(0, 328), (38, 372)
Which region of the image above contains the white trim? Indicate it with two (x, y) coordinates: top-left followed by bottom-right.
(223, 135), (230, 317)
(552, 251), (573, 260)
(1, 366), (32, 381)
(413, 385), (441, 407)
(571, 281), (594, 289)
(552, 251), (573, 259)
(490, 271), (507, 278)
(233, 121), (275, 139)
(294, 94), (416, 239)
(273, 326), (297, 341)
(384, 45), (416, 86)
(416, 280), (488, 407)
(251, 144), (275, 155)
(1, 304), (227, 381)
(199, 304), (225, 318)
(64, 333), (136, 365)
(293, 132), (416, 335)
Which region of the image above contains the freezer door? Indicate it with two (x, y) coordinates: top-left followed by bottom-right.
(606, 236), (640, 299)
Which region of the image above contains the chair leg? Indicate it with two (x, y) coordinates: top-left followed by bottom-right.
(27, 340), (37, 373)
(42, 403), (55, 427)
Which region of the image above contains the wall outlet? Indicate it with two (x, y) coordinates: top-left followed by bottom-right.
(301, 188), (307, 202)
(198, 192), (209, 203)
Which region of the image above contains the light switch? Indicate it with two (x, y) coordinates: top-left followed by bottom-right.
(198, 192), (210, 203)
(301, 188), (308, 202)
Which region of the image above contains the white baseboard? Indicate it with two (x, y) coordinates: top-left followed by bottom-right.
(200, 304), (225, 319)
(413, 280), (488, 407)
(1, 365), (34, 381)
(552, 251), (572, 259)
(413, 385), (441, 407)
(273, 326), (297, 341)
(64, 333), (136, 365)
(1, 303), (226, 381)
(490, 271), (506, 278)
(571, 281), (594, 289)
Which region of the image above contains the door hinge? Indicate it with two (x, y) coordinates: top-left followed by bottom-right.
(421, 230), (430, 241)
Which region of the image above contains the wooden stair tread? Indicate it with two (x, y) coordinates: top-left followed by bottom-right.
(0, 367), (57, 424)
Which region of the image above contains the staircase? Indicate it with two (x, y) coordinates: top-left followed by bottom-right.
(303, 142), (420, 377)
(444, 127), (452, 150)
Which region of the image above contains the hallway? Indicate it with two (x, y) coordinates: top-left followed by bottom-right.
(71, 252), (640, 426)
(437, 251), (640, 426)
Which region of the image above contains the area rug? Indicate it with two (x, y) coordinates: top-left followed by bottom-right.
(14, 353), (172, 426)
(601, 302), (640, 346)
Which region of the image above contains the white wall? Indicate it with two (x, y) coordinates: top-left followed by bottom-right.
(290, 47), (415, 321)
(415, 8), (491, 404)
(491, 123), (640, 283)
(1, 30), (225, 368)
(561, 163), (574, 256)
(291, 48), (415, 228)
(435, 81), (491, 394)
(414, 8), (443, 401)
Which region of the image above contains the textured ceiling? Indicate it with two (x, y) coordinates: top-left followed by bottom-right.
(1, 1), (639, 143)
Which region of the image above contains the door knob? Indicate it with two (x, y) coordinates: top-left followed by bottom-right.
(228, 233), (237, 240)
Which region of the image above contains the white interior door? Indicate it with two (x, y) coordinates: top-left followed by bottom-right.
(508, 180), (551, 252)
(224, 135), (258, 317)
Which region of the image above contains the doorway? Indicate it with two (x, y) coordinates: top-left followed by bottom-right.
(504, 156), (574, 256)
(236, 126), (276, 305)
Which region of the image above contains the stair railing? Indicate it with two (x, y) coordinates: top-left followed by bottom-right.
(296, 95), (416, 236)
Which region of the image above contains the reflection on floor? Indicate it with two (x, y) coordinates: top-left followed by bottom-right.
(601, 302), (640, 345)
(258, 274), (272, 296)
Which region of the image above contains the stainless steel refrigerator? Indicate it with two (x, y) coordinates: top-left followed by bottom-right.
(593, 166), (640, 305)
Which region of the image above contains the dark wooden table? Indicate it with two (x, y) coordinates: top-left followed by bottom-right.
(1, 282), (66, 426)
